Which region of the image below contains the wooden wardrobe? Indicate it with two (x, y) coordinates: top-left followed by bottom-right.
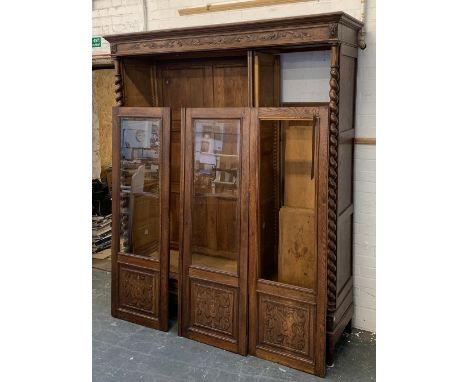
(106, 12), (362, 377)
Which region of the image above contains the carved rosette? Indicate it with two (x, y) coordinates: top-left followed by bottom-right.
(328, 23), (338, 39)
(114, 58), (123, 107)
(327, 45), (340, 314)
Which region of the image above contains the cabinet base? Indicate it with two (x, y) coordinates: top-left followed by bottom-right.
(326, 303), (354, 366)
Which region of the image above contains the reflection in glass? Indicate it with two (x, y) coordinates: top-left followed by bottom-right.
(259, 119), (317, 289)
(191, 119), (240, 274)
(120, 118), (161, 258)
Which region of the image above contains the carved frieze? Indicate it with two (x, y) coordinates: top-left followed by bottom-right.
(119, 268), (156, 314)
(192, 282), (235, 335)
(115, 26), (329, 55)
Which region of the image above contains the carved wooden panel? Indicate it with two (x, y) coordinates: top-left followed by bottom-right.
(119, 266), (158, 315)
(114, 27), (329, 56)
(258, 294), (313, 359)
(190, 280), (236, 337)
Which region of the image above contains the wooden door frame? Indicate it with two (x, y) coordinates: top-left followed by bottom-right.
(179, 107), (250, 355)
(248, 106), (329, 376)
(111, 106), (171, 331)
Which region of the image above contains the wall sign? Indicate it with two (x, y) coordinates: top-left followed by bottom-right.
(92, 37), (102, 48)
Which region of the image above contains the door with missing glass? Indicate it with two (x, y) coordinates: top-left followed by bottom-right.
(248, 107), (329, 376)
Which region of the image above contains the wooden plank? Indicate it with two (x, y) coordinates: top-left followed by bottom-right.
(179, 0), (316, 16)
(354, 137), (376, 145)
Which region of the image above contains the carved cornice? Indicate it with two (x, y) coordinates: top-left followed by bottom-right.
(104, 12), (362, 56)
(92, 54), (113, 68)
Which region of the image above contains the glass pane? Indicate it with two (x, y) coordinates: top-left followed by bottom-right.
(191, 119), (240, 274)
(120, 118), (161, 258)
(259, 119), (317, 289)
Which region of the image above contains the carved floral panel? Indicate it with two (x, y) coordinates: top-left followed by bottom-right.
(191, 281), (235, 336)
(259, 296), (311, 356)
(119, 267), (157, 315)
(117, 27), (329, 55)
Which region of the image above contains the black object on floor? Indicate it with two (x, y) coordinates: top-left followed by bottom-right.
(93, 179), (112, 216)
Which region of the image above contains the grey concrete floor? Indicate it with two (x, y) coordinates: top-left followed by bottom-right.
(93, 269), (375, 381)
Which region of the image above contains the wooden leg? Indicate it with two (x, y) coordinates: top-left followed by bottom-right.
(326, 334), (335, 367)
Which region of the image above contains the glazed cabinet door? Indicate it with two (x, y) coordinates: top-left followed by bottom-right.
(179, 108), (250, 355)
(111, 107), (171, 331)
(248, 107), (329, 376)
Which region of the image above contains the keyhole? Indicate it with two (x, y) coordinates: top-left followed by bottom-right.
(165, 79), (169, 85)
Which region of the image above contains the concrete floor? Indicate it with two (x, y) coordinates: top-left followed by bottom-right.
(93, 269), (375, 381)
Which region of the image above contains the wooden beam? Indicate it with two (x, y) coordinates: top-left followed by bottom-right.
(354, 137), (376, 145)
(179, 0), (315, 16)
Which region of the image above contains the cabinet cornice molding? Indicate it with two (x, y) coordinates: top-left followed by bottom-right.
(105, 12), (363, 57)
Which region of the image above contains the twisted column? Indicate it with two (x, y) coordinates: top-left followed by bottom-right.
(114, 57), (128, 251)
(114, 58), (123, 106)
(120, 192), (129, 252)
(327, 45), (340, 313)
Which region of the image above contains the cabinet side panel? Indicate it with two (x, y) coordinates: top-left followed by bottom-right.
(338, 56), (356, 133)
(337, 136), (353, 215)
(334, 53), (357, 323)
(336, 211), (353, 296)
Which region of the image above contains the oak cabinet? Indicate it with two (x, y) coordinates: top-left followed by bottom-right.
(106, 11), (362, 377)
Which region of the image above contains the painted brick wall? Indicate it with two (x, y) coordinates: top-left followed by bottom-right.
(92, 0), (376, 332)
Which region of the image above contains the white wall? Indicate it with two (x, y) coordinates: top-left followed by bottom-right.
(92, 0), (376, 333)
(280, 51), (331, 103)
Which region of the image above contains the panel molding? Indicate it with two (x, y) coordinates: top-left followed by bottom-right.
(119, 265), (158, 315)
(258, 295), (313, 358)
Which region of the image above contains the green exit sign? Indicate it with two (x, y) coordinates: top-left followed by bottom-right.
(92, 37), (101, 48)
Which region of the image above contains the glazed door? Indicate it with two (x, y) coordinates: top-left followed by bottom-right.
(248, 107), (329, 376)
(179, 108), (250, 355)
(111, 107), (171, 331)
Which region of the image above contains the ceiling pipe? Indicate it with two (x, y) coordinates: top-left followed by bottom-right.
(359, 0), (367, 49)
(142, 0), (148, 32)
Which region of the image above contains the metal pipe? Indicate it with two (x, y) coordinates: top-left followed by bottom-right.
(142, 0), (148, 32)
(359, 0), (367, 49)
